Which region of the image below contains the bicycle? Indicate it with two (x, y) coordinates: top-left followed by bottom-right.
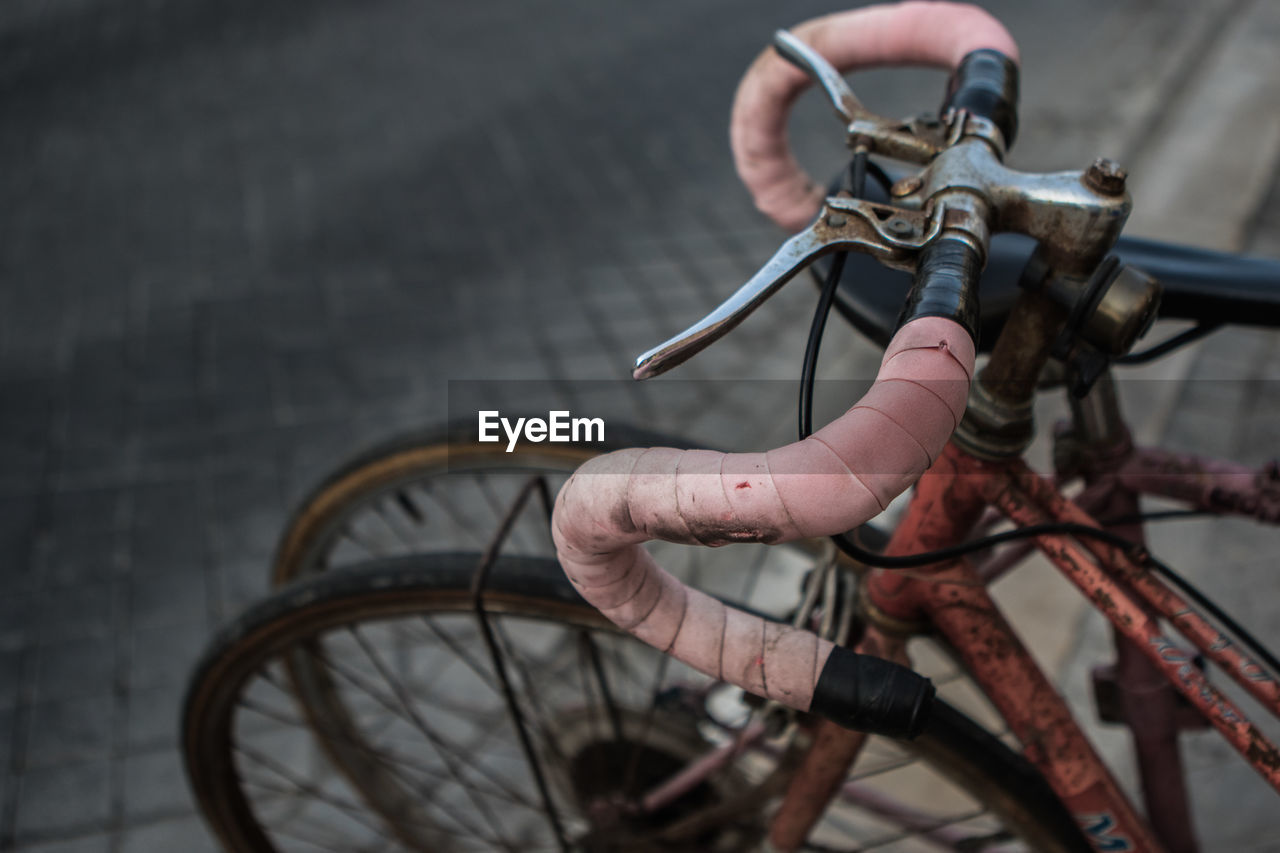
(182, 3), (1280, 851)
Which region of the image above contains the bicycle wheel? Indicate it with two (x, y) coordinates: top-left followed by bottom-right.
(271, 421), (699, 586)
(185, 554), (1087, 852)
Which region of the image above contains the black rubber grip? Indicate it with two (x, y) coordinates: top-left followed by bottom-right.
(942, 48), (1019, 148)
(897, 237), (982, 345)
(809, 646), (935, 739)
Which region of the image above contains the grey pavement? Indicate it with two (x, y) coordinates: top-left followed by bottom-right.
(2, 0), (1279, 850)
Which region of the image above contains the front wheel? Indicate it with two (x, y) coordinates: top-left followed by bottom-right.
(184, 554), (1086, 852)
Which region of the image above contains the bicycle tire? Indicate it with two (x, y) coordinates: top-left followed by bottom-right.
(185, 554), (1088, 852)
(270, 420), (699, 586)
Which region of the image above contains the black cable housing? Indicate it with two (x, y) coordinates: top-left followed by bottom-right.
(1115, 322), (1222, 364)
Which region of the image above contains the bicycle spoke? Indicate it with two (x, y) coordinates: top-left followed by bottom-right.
(602, 632), (658, 699)
(234, 744), (402, 842)
(579, 629), (626, 744)
(394, 488), (425, 524)
(488, 616), (570, 763)
(474, 474), (540, 553)
(371, 497), (422, 553)
(854, 806), (993, 851)
(619, 652), (672, 798)
(252, 820), (373, 853)
(237, 692), (541, 811)
(236, 702), (508, 848)
(421, 477), (493, 547)
(416, 615), (498, 691)
(245, 779), (429, 840)
(308, 640), (530, 846)
(345, 625), (523, 851)
(337, 523), (387, 560)
(407, 614), (579, 765)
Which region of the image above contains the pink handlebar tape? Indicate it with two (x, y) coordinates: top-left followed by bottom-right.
(552, 317), (975, 713)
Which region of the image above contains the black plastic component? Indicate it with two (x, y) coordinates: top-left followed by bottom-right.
(897, 237), (982, 344)
(809, 646), (935, 739)
(942, 48), (1019, 148)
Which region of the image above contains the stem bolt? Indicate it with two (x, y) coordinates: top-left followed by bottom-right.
(1084, 158), (1127, 195)
(886, 218), (914, 236)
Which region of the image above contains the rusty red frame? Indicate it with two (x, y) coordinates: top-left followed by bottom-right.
(762, 436), (1280, 853)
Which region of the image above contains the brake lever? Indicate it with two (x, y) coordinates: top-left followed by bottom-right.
(633, 198), (937, 379)
(772, 29), (865, 125)
(772, 29), (947, 163)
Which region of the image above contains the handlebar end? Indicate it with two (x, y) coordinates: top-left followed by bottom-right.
(809, 645), (936, 739)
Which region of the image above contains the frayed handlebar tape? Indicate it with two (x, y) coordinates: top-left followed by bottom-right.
(552, 316), (973, 736)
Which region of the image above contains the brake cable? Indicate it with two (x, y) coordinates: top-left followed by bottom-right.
(1114, 322), (1222, 364)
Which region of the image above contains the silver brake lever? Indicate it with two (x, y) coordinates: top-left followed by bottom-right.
(633, 198), (936, 379)
(771, 29), (866, 124)
(633, 226), (831, 380)
(774, 29), (946, 163)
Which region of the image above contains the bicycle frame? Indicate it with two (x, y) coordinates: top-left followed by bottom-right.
(766, 291), (1280, 853)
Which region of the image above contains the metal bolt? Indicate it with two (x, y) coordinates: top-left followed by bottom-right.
(886, 218), (914, 236)
(1084, 158), (1127, 195)
(890, 175), (923, 198)
(825, 213), (847, 228)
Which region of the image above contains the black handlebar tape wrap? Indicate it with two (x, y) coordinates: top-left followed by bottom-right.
(942, 48), (1019, 148)
(897, 237), (983, 346)
(809, 646), (935, 739)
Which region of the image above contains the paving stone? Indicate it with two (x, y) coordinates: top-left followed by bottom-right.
(34, 580), (118, 644)
(45, 488), (129, 536)
(124, 683), (185, 754)
(0, 706), (13, 769)
(0, 596), (38, 654)
(32, 640), (115, 704)
(117, 814), (216, 853)
(128, 568), (208, 635)
(14, 831), (113, 853)
(0, 496), (41, 578)
(121, 748), (190, 820)
(23, 697), (113, 769)
(0, 411), (50, 496)
(127, 624), (206, 692)
(13, 761), (112, 841)
(38, 529), (127, 590)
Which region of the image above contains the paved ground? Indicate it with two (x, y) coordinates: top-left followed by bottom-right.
(1, 0), (1278, 849)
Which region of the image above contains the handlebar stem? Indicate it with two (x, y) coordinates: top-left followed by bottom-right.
(907, 139), (1131, 274)
(955, 286), (1066, 459)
